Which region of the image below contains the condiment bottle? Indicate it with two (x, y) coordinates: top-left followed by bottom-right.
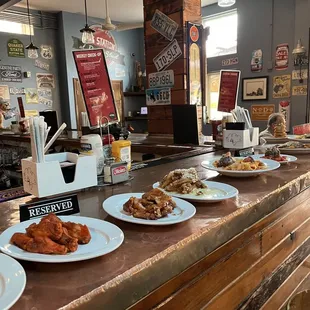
(111, 140), (131, 170)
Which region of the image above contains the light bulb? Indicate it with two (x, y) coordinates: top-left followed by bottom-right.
(27, 48), (38, 59)
(81, 30), (95, 44)
(218, 0), (236, 7)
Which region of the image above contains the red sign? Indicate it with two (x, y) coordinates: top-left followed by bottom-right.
(73, 49), (118, 128)
(91, 25), (125, 66)
(112, 166), (127, 176)
(189, 25), (199, 42)
(275, 44), (289, 70)
(217, 70), (241, 112)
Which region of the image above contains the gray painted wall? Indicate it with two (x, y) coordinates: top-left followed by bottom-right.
(202, 0), (308, 130)
(0, 25), (61, 127)
(58, 12), (145, 130)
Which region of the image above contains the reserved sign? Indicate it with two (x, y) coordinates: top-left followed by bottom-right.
(19, 195), (80, 222)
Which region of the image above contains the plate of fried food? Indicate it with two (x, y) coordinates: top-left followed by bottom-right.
(254, 146), (297, 165)
(277, 141), (310, 154)
(152, 168), (238, 202)
(201, 152), (280, 177)
(103, 188), (196, 225)
(0, 213), (124, 263)
(287, 134), (310, 143)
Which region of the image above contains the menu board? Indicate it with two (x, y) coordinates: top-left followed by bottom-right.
(217, 70), (241, 112)
(73, 49), (118, 128)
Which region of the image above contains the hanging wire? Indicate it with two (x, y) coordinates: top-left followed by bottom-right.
(84, 0), (88, 25)
(26, 0), (32, 42)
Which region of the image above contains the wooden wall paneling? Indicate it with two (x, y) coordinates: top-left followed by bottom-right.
(206, 216), (310, 310)
(129, 190), (310, 310)
(259, 258), (310, 310)
(241, 251), (310, 310)
(261, 202), (310, 255)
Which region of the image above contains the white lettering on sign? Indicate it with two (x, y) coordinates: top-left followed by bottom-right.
(146, 88), (171, 106)
(222, 57), (239, 67)
(153, 39), (182, 72)
(148, 70), (174, 88)
(151, 9), (178, 41)
(113, 166), (127, 176)
(28, 199), (74, 218)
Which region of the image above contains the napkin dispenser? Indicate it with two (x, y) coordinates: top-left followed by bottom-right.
(223, 128), (259, 149)
(22, 152), (97, 198)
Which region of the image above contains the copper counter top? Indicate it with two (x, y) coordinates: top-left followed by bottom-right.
(2, 152), (310, 309)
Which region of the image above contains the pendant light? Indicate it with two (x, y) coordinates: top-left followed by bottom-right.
(218, 0), (236, 7)
(25, 0), (38, 59)
(80, 0), (95, 44)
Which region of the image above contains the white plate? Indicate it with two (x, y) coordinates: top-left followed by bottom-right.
(0, 254), (26, 310)
(152, 181), (238, 202)
(287, 134), (310, 143)
(103, 193), (196, 225)
(0, 216), (124, 263)
(252, 154), (297, 165)
(278, 147), (310, 155)
(201, 157), (280, 177)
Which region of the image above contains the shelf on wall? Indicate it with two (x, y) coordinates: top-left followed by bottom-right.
(123, 92), (146, 97)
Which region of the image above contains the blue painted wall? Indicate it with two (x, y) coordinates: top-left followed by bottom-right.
(58, 11), (145, 129)
(202, 0), (308, 130)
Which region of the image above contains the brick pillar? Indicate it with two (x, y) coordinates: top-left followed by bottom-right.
(144, 0), (202, 136)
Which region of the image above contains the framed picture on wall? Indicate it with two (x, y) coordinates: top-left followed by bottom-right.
(242, 76), (269, 101)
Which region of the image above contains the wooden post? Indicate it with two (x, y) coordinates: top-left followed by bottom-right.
(144, 0), (202, 136)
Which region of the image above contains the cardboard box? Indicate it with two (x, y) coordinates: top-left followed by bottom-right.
(22, 152), (97, 198)
(223, 128), (259, 149)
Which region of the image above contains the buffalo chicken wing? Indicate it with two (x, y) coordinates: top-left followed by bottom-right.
(10, 213), (91, 255)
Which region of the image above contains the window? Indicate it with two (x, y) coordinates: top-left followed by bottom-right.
(203, 10), (238, 58)
(0, 20), (33, 35)
(207, 72), (225, 120)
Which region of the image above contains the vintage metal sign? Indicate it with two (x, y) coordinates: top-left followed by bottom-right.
(275, 43), (289, 70)
(151, 9), (178, 41)
(292, 85), (307, 96)
(251, 49), (263, 72)
(146, 88), (171, 106)
(0, 65), (22, 82)
(251, 104), (275, 121)
(7, 38), (25, 58)
(222, 57), (239, 67)
(35, 59), (50, 71)
(279, 100), (290, 131)
(153, 39), (182, 72)
(148, 70), (174, 88)
(187, 22), (203, 105)
(292, 69), (308, 80)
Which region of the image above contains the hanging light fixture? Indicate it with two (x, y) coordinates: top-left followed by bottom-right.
(25, 0), (38, 59)
(80, 0), (95, 44)
(292, 39), (308, 83)
(218, 0), (236, 7)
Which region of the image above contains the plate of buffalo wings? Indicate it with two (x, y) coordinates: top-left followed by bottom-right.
(103, 188), (196, 225)
(201, 152), (280, 177)
(0, 213), (124, 263)
(153, 168), (238, 202)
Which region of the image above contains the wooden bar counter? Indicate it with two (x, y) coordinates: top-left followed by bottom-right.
(3, 151), (310, 309)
